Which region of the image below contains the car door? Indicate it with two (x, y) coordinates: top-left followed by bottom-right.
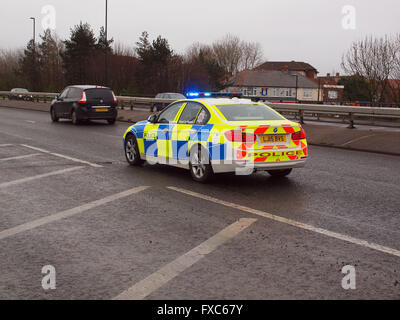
(173, 102), (210, 163)
(64, 87), (80, 117)
(143, 101), (185, 164)
(54, 88), (69, 117)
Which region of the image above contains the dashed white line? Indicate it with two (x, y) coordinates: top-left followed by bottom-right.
(0, 153), (40, 162)
(0, 166), (84, 189)
(0, 144), (13, 147)
(114, 217), (256, 300)
(20, 144), (103, 168)
(167, 186), (400, 259)
(0, 186), (149, 241)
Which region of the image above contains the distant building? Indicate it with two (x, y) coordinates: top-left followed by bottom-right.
(223, 70), (319, 102)
(317, 73), (344, 103)
(255, 61), (319, 79)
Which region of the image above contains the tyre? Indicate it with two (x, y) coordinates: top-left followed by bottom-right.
(50, 107), (59, 122)
(107, 118), (116, 125)
(189, 144), (213, 183)
(267, 168), (292, 177)
(71, 110), (79, 125)
(125, 134), (143, 166)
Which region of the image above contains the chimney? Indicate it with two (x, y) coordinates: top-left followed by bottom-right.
(327, 73), (331, 77)
(336, 72), (340, 77)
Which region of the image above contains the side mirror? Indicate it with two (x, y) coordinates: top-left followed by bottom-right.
(147, 114), (157, 123)
(56, 96), (62, 101)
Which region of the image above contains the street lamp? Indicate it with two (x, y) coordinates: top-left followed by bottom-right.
(29, 17), (36, 44)
(104, 0), (108, 86)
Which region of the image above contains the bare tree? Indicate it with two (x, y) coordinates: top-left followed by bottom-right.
(342, 35), (397, 104)
(212, 34), (243, 75)
(0, 48), (24, 89)
(240, 41), (264, 70)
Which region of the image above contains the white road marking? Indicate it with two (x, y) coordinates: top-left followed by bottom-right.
(25, 120), (36, 124)
(114, 217), (256, 300)
(339, 134), (378, 147)
(0, 186), (149, 241)
(167, 186), (400, 259)
(0, 166), (84, 189)
(20, 144), (103, 168)
(0, 144), (13, 147)
(0, 153), (40, 162)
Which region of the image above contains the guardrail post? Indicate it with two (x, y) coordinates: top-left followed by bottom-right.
(299, 110), (304, 124)
(347, 112), (355, 129)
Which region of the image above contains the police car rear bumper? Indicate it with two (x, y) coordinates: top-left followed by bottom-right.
(211, 159), (307, 173)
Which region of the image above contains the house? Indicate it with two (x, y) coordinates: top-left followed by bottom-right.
(317, 73), (344, 103)
(255, 61), (318, 79)
(222, 69), (319, 102)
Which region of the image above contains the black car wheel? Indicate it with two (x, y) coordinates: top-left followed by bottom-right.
(189, 144), (213, 183)
(50, 107), (59, 122)
(267, 168), (292, 177)
(107, 119), (116, 125)
(125, 134), (143, 166)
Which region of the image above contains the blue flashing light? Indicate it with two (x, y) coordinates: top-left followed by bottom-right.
(186, 92), (243, 99)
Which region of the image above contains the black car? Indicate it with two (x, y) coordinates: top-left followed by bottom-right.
(151, 93), (185, 112)
(9, 88), (33, 101)
(50, 85), (118, 125)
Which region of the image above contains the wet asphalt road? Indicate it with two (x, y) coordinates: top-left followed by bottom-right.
(0, 107), (399, 300)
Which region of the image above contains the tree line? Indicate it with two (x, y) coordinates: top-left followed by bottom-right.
(341, 34), (400, 105)
(0, 23), (263, 95)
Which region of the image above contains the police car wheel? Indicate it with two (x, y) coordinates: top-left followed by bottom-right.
(125, 134), (143, 166)
(267, 169), (292, 177)
(189, 145), (213, 182)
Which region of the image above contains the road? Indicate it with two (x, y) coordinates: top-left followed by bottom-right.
(0, 107), (399, 299)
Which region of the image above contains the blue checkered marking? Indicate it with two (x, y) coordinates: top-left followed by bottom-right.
(208, 142), (226, 160)
(189, 124), (214, 141)
(157, 124), (175, 140)
(144, 139), (157, 156)
(131, 124), (146, 139)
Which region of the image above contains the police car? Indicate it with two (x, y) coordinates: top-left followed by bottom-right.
(123, 93), (308, 182)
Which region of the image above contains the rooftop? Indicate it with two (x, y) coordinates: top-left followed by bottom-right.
(256, 61), (318, 72)
(227, 70), (319, 88)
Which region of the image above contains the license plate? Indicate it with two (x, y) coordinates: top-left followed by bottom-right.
(95, 108), (109, 112)
(260, 135), (287, 143)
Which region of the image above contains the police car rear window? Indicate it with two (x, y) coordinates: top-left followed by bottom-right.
(215, 104), (284, 121)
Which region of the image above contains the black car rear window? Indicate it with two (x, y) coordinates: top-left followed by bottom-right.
(85, 88), (114, 101)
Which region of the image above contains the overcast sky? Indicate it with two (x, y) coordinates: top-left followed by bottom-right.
(1, 0), (399, 75)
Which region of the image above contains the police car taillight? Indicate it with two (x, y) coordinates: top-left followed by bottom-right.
(224, 130), (256, 143)
(78, 91), (87, 103)
(292, 128), (306, 140)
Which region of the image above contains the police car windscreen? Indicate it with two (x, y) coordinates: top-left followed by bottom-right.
(216, 104), (284, 121)
(85, 89), (114, 102)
